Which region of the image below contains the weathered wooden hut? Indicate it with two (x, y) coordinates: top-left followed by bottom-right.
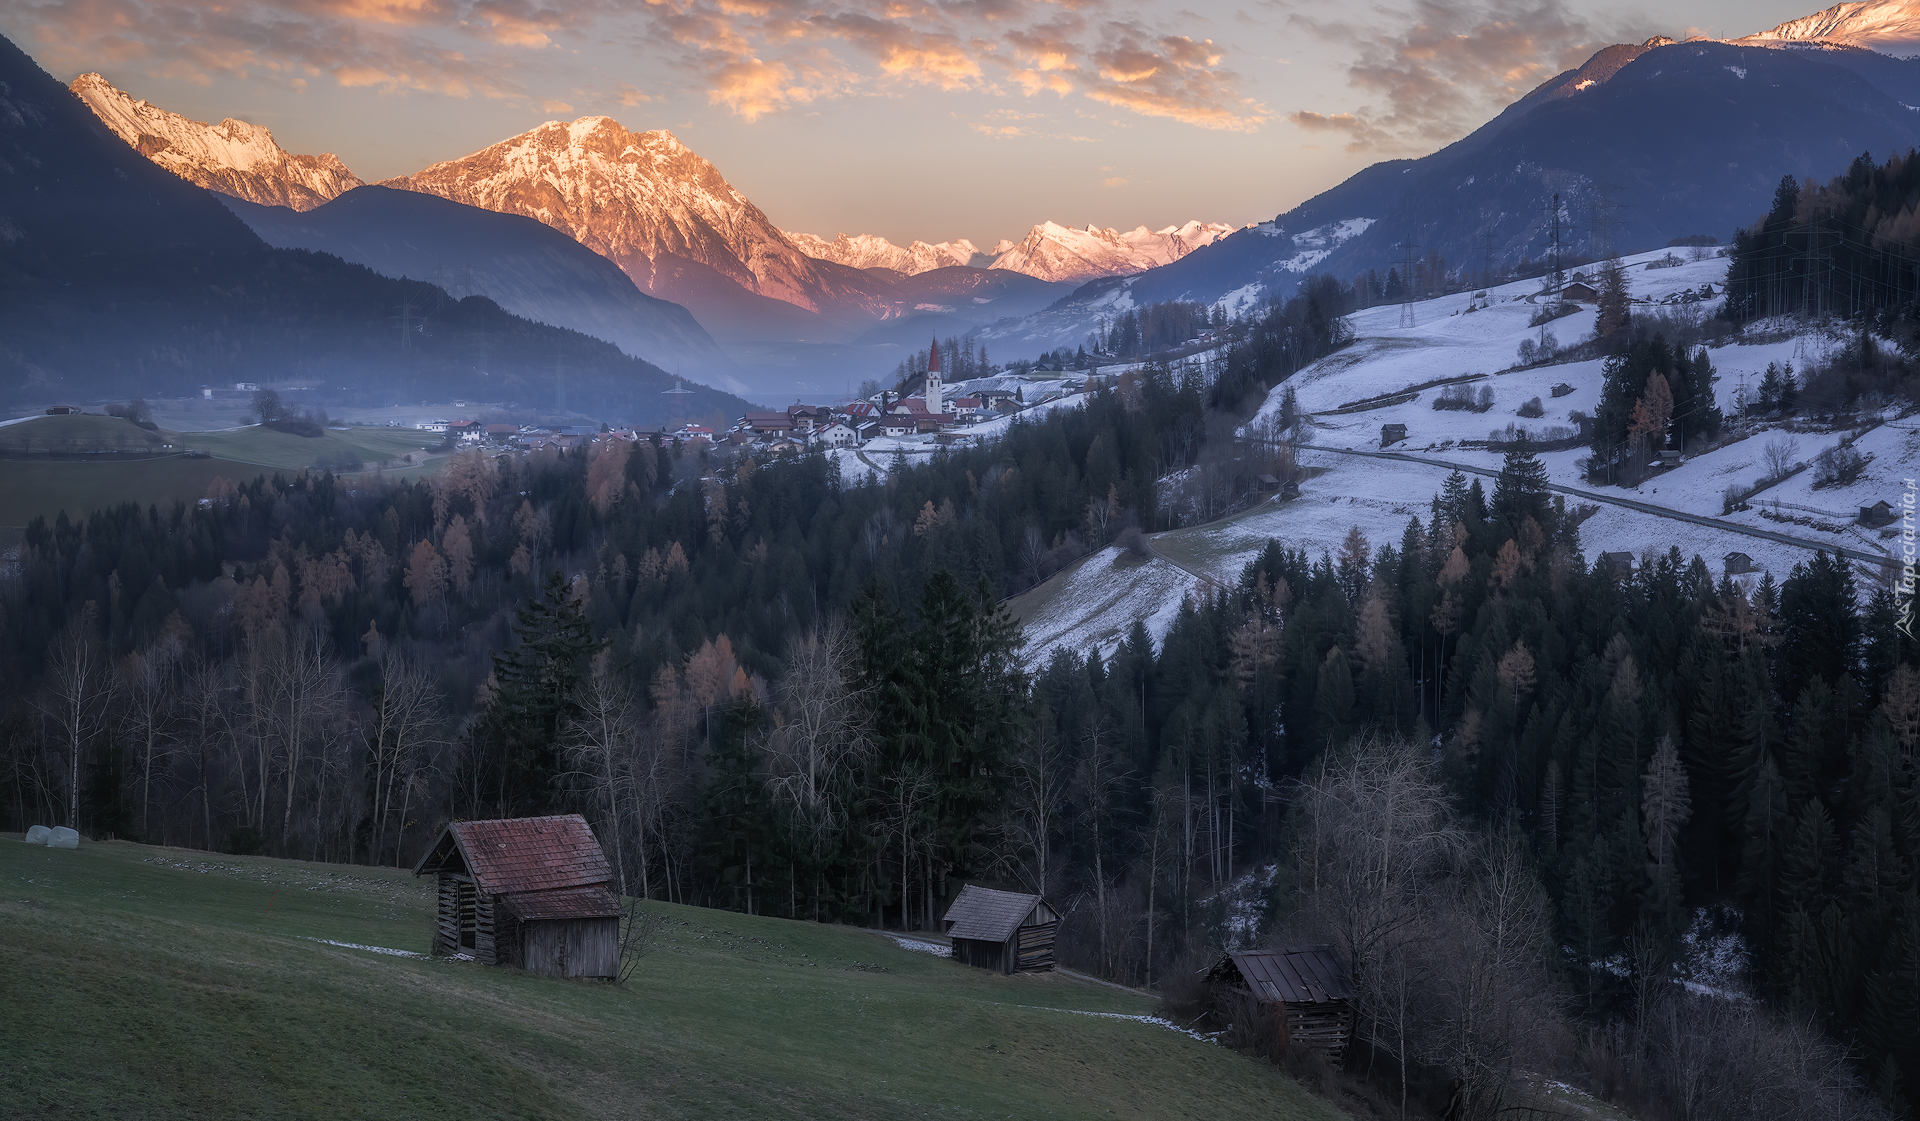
(1206, 946), (1357, 1063)
(941, 884), (1058, 974)
(412, 814), (622, 979)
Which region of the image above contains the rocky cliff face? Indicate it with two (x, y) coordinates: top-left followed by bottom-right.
(70, 73), (362, 210)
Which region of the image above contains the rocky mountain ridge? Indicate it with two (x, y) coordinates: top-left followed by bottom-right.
(69, 73), (362, 210)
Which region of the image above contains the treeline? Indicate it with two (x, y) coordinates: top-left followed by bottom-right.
(1724, 153), (1920, 324)
(1090, 300), (1225, 360)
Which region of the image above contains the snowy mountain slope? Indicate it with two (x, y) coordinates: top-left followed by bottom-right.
(1741, 0), (1920, 58)
(218, 186), (742, 389)
(786, 221), (1234, 283)
(986, 220), (1235, 283)
(70, 73), (362, 211)
(783, 231), (987, 274)
(1001, 32), (1920, 342)
(1012, 249), (1904, 661)
(381, 118), (897, 342)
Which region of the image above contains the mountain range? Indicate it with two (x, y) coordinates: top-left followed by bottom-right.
(65, 75), (1229, 360)
(782, 220), (1235, 283)
(0, 33), (751, 421)
(974, 28), (1920, 358)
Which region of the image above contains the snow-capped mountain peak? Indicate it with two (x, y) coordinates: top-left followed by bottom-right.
(782, 231), (986, 274)
(1740, 0), (1920, 58)
(381, 116), (856, 316)
(985, 219), (1235, 283)
(69, 73), (363, 210)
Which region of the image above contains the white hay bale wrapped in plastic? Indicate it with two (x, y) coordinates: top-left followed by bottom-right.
(25, 825), (51, 845)
(47, 827), (79, 849)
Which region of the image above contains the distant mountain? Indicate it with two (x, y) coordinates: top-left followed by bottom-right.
(783, 230), (987, 274)
(985, 220), (1235, 283)
(381, 118), (898, 342)
(1740, 0), (1920, 57)
(983, 32), (1920, 357)
(218, 186), (744, 391)
(70, 73), (363, 210)
(0, 35), (752, 421)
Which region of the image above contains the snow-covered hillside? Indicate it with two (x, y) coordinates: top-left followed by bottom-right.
(1741, 0), (1920, 57)
(783, 231), (985, 274)
(71, 74), (363, 210)
(1013, 247), (1908, 664)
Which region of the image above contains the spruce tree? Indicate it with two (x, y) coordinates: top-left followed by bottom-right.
(1492, 434), (1552, 529)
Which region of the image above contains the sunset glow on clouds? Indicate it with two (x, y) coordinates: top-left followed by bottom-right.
(0, 0), (1820, 243)
(12, 0), (1267, 127)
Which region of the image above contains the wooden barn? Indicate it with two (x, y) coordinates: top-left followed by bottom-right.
(941, 884), (1058, 974)
(413, 814), (622, 979)
(1206, 946), (1357, 1063)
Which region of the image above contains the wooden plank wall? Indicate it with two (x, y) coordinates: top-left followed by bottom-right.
(434, 876), (460, 955)
(522, 918), (620, 978)
(1282, 1000), (1353, 1064)
(1015, 922), (1056, 973)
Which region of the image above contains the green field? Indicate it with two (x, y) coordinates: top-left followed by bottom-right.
(180, 425), (436, 471)
(0, 413), (174, 454)
(0, 423), (447, 530)
(1, 838), (1347, 1121)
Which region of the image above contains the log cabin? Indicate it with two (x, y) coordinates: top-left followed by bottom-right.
(413, 814), (622, 979)
(941, 884), (1058, 974)
(1205, 946), (1357, 1063)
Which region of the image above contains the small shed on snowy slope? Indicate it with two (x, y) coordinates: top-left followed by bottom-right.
(413, 814), (621, 979)
(942, 885), (1059, 974)
(1205, 946), (1357, 1063)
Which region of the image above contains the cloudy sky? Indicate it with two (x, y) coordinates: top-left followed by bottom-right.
(1, 0), (1826, 247)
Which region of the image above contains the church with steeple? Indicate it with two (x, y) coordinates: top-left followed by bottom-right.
(924, 334), (944, 414)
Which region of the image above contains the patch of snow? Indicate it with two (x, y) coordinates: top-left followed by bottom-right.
(1054, 1009), (1217, 1044)
(305, 937), (425, 958)
(891, 936), (952, 957)
(1725, 65), (1748, 78)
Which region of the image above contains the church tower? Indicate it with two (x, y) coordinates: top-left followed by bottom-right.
(925, 335), (944, 414)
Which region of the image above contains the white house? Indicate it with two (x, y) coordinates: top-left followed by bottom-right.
(815, 421), (858, 447)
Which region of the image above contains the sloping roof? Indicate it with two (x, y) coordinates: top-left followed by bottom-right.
(413, 814), (612, 896)
(1223, 947), (1356, 1004)
(497, 884), (622, 921)
(943, 884), (1050, 943)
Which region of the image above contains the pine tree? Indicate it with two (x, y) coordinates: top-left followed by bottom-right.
(1492, 435), (1552, 529)
(464, 569), (601, 814)
(1596, 259), (1630, 339)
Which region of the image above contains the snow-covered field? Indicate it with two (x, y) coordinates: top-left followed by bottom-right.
(1014, 247), (1909, 662)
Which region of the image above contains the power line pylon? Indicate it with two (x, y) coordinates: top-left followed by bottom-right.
(1592, 182), (1627, 262)
(1397, 239), (1420, 328)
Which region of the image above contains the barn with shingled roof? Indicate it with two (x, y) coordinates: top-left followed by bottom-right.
(941, 884), (1058, 974)
(1205, 946), (1357, 1062)
(413, 814), (621, 979)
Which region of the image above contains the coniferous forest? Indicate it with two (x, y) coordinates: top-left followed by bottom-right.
(2, 269), (1915, 1119)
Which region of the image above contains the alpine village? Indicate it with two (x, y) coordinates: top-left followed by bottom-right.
(14, 2), (1920, 1119)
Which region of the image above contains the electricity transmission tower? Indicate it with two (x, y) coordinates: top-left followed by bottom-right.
(391, 295), (418, 351)
(1478, 233), (1496, 291)
(1396, 239), (1420, 328)
(1592, 183), (1627, 261)
(1539, 195), (1574, 292)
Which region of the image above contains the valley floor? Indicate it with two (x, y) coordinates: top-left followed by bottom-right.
(1, 837), (1346, 1121)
